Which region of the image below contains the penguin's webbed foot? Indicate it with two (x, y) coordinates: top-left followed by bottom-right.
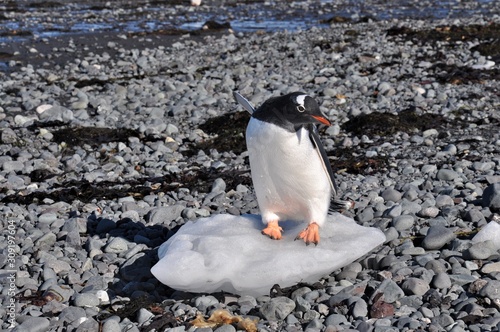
(295, 222), (320, 245)
(261, 221), (283, 240)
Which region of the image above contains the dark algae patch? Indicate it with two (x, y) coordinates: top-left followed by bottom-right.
(1, 167), (251, 205)
(341, 108), (447, 137)
(386, 22), (500, 84)
(191, 111), (250, 155)
(52, 127), (140, 147)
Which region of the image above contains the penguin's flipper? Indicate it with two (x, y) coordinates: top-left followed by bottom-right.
(308, 124), (354, 212)
(233, 91), (256, 115)
(307, 124), (338, 196)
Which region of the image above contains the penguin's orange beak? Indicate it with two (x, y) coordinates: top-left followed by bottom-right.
(311, 115), (331, 126)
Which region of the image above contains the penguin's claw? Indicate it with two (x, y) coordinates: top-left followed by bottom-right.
(261, 221), (283, 240)
(295, 222), (320, 245)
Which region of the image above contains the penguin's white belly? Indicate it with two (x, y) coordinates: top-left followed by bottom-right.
(246, 118), (331, 225)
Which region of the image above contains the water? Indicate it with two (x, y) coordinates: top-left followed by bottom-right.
(0, 0), (498, 43)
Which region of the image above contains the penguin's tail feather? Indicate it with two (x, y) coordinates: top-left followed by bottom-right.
(329, 198), (355, 213)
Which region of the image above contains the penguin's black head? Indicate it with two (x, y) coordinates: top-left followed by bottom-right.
(253, 92), (331, 132)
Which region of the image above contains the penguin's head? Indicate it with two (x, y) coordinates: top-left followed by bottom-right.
(253, 92), (331, 132)
(284, 92), (331, 127)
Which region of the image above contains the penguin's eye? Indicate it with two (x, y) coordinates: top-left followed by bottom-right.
(296, 105), (306, 112)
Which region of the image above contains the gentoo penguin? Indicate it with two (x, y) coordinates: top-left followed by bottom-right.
(234, 91), (347, 245)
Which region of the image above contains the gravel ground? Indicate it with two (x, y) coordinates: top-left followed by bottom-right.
(1, 1), (500, 332)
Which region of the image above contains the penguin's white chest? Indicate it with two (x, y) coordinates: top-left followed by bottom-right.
(246, 118), (331, 224)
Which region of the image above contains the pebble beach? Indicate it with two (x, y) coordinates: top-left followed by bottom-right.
(1, 1), (500, 331)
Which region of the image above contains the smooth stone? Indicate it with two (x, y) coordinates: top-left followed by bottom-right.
(73, 293), (100, 307)
(401, 278), (430, 296)
(422, 225), (456, 250)
(392, 215), (414, 231)
(151, 213), (385, 296)
(381, 188), (402, 202)
(482, 183), (500, 209)
(102, 320), (122, 332)
(437, 169), (459, 181)
(11, 317), (50, 332)
(104, 238), (129, 254)
(468, 240), (497, 260)
(479, 280), (500, 300)
(260, 297), (296, 321)
(148, 205), (185, 224)
(432, 272), (452, 289)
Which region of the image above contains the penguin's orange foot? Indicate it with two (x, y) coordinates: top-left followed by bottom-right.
(261, 221), (283, 240)
(295, 222), (320, 245)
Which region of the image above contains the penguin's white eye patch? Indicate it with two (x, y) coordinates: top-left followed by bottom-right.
(295, 94), (307, 107)
(294, 94), (308, 112)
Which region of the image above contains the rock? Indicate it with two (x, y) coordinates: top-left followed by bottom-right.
(483, 183), (500, 210)
(422, 225), (456, 250)
(481, 262), (500, 274)
(102, 320), (122, 332)
(381, 188), (402, 202)
(11, 317), (50, 332)
(392, 215), (414, 231)
(136, 308), (154, 325)
(73, 293), (100, 307)
(432, 272), (452, 289)
(468, 240), (497, 259)
(96, 219), (117, 233)
(151, 214), (385, 296)
(436, 169), (459, 181)
(371, 279), (405, 303)
(401, 278), (430, 296)
(148, 205), (184, 224)
(479, 280), (500, 300)
(260, 297), (296, 321)
(195, 295), (219, 312)
(104, 237), (129, 253)
(419, 207), (440, 218)
(59, 306), (87, 323)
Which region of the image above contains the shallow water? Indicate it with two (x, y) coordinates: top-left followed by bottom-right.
(0, 0), (498, 43)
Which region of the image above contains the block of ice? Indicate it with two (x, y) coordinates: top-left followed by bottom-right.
(151, 213), (385, 296)
(472, 221), (500, 250)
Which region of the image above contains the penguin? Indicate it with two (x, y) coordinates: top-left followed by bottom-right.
(234, 91), (350, 245)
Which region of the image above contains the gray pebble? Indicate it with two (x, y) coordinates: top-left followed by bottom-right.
(260, 296), (296, 321)
(325, 313), (348, 326)
(136, 308), (154, 325)
(74, 292), (100, 307)
(195, 295), (219, 312)
(432, 272), (452, 289)
(392, 214), (414, 231)
(381, 188), (402, 202)
(482, 183), (500, 209)
(401, 278), (430, 296)
(422, 225), (456, 250)
(59, 306), (87, 323)
(102, 320), (122, 332)
(478, 280), (500, 300)
(215, 325), (236, 332)
(467, 240), (497, 259)
(104, 237), (129, 254)
(436, 169), (459, 181)
(12, 317), (50, 332)
(148, 205), (184, 224)
(419, 206), (440, 218)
